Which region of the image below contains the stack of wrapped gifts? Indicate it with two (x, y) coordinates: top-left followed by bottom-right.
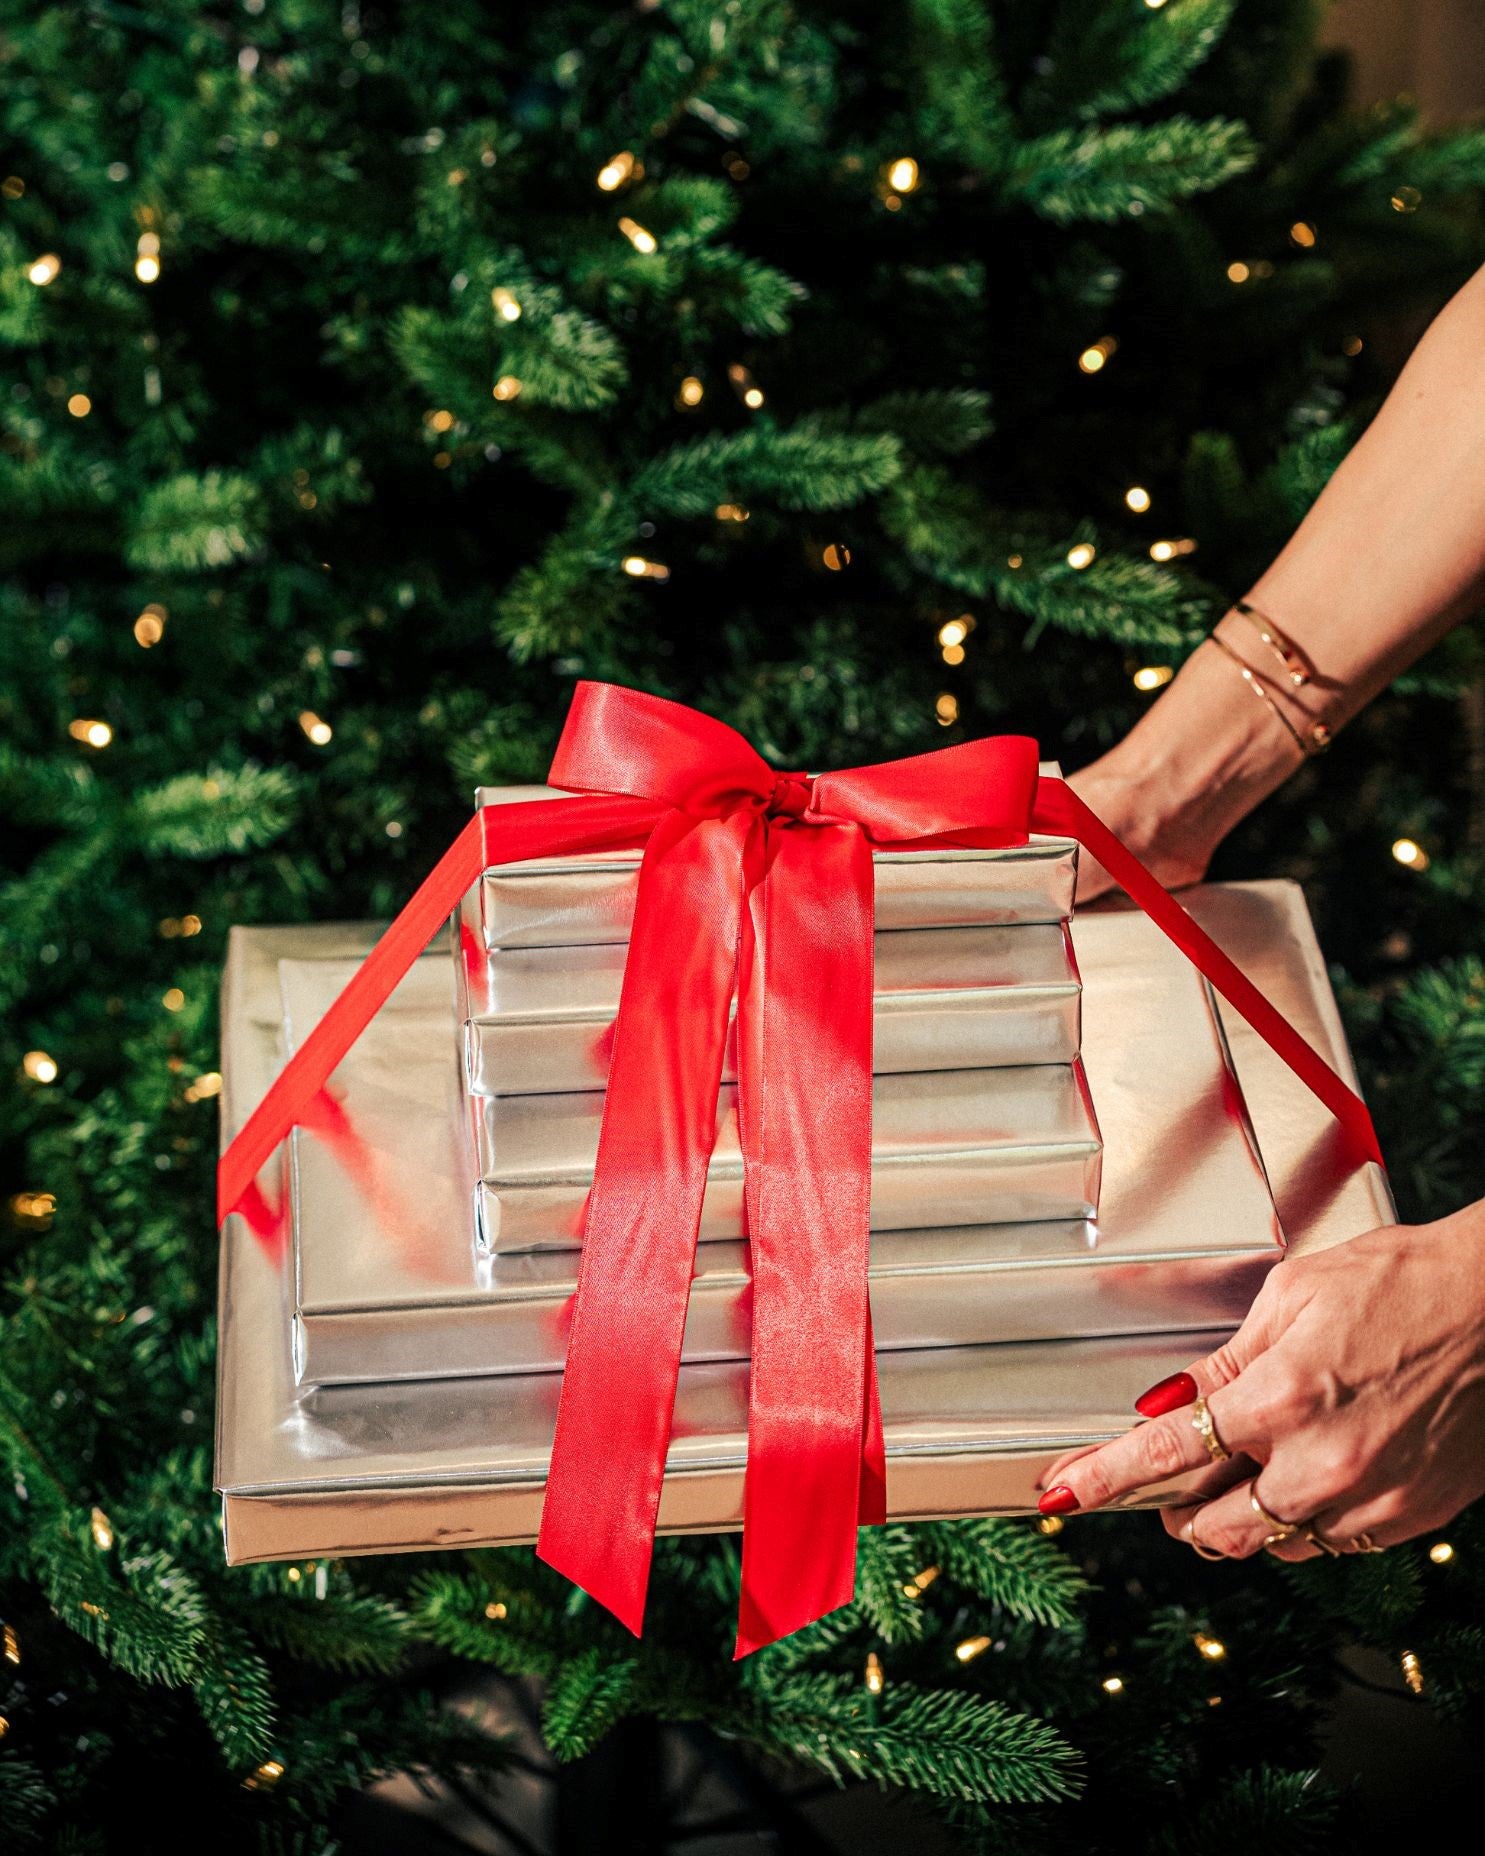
(216, 786), (1392, 1566)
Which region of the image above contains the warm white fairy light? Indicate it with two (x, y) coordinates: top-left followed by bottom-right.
(67, 393), (92, 418)
(68, 718), (113, 747)
(299, 710), (333, 745)
(938, 617), (971, 648)
(28, 252), (61, 286)
(23, 1051), (58, 1084)
(618, 216), (658, 254)
(1193, 1632), (1227, 1662)
(864, 1651), (884, 1694)
(677, 375), (704, 408)
(1133, 665), (1174, 692)
(1102, 1675), (1125, 1695)
(596, 151), (638, 192)
(1401, 1650), (1424, 1693)
(935, 692), (958, 726)
(1289, 220), (1317, 249)
(90, 1507), (114, 1550)
(134, 603), (167, 646)
(886, 157), (920, 193)
(1430, 1542), (1455, 1564)
(1066, 542), (1096, 571)
(491, 286), (521, 321)
(1124, 485), (1151, 513)
(956, 1635), (992, 1663)
(1226, 260), (1251, 284)
(822, 543), (850, 571)
(622, 556), (670, 582)
(1392, 837), (1429, 871)
(1149, 537), (1197, 562)
(135, 231), (161, 283)
(492, 375), (522, 401)
(162, 988), (185, 1013)
(1078, 336), (1117, 374)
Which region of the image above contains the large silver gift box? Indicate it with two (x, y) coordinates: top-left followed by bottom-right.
(461, 921), (1085, 1096)
(281, 918), (1276, 1386)
(216, 881), (1393, 1563)
(459, 776), (1079, 962)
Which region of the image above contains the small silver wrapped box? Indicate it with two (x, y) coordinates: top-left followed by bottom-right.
(461, 776), (1079, 956)
(460, 921), (1084, 1095)
(470, 1060), (1104, 1253)
(216, 883), (1393, 1564)
(278, 890), (1276, 1385)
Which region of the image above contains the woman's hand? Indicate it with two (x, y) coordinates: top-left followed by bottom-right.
(1067, 637), (1303, 902)
(1035, 1200), (1485, 1558)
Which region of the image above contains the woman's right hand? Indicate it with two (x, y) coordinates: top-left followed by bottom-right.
(1065, 636), (1304, 903)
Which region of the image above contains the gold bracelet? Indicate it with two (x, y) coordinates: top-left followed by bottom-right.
(1208, 631), (1332, 759)
(1233, 598), (1312, 688)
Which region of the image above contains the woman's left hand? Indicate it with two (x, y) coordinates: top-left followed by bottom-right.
(1036, 1201), (1485, 1558)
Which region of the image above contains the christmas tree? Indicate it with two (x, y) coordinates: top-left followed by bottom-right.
(4, 1), (1485, 1845)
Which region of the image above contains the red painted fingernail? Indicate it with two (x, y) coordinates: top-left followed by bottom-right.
(1134, 1371), (1199, 1419)
(1038, 1486), (1080, 1516)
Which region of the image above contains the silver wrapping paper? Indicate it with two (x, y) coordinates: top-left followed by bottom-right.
(283, 902), (1275, 1385)
(460, 922), (1084, 1094)
(464, 777), (1079, 951)
(468, 1061), (1104, 1251)
(216, 881), (1394, 1563)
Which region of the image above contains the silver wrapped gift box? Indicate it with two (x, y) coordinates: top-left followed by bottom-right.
(217, 882), (1393, 1563)
(460, 921), (1085, 1095)
(280, 894), (1276, 1386)
(468, 1061), (1105, 1253)
(461, 776), (1079, 956)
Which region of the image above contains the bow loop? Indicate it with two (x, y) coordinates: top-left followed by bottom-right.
(550, 680), (775, 817)
(767, 772), (816, 820)
(813, 735), (1040, 845)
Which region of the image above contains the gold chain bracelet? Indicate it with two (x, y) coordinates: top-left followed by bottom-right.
(1233, 598), (1313, 688)
(1208, 630), (1332, 759)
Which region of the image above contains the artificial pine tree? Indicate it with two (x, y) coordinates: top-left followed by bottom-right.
(3, 1), (1485, 1846)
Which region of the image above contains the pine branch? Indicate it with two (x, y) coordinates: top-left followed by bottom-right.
(852, 1526), (933, 1644)
(752, 1672), (1081, 1805)
(129, 764), (300, 859)
(1042, 0), (1238, 123)
(1008, 117), (1256, 223)
(194, 1616), (277, 1768)
(903, 0), (1013, 169)
(540, 1647), (645, 1760)
(925, 1519), (1090, 1629)
(252, 1591), (411, 1675)
(125, 472), (264, 572)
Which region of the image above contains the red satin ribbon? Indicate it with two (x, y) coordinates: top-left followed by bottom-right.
(218, 681), (1382, 1656)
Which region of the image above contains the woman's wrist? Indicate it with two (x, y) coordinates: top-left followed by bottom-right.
(1097, 635), (1302, 843)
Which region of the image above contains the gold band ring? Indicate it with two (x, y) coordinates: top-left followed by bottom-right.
(1302, 1526), (1343, 1558)
(1190, 1396), (1231, 1464)
(1349, 1532), (1385, 1555)
(1188, 1533), (1227, 1562)
(1250, 1486), (1300, 1541)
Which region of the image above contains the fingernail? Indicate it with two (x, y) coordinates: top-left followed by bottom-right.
(1038, 1486), (1080, 1516)
(1134, 1371), (1199, 1419)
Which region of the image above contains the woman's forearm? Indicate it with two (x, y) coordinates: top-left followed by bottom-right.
(1084, 266), (1485, 843)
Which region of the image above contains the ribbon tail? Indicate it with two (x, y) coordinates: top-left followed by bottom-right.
(1033, 778), (1383, 1168)
(537, 809), (749, 1638)
(734, 822), (878, 1659)
(216, 793), (663, 1227)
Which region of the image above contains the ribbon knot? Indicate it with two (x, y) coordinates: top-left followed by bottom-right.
(767, 771), (815, 820)
(216, 679), (1381, 1661)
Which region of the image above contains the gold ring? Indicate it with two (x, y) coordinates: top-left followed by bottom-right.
(1190, 1396), (1231, 1464)
(1189, 1533), (1227, 1562)
(1249, 1486), (1300, 1540)
(1349, 1532), (1384, 1555)
(1303, 1526), (1343, 1558)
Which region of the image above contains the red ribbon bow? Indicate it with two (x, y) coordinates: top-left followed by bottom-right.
(218, 681), (1381, 1657)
